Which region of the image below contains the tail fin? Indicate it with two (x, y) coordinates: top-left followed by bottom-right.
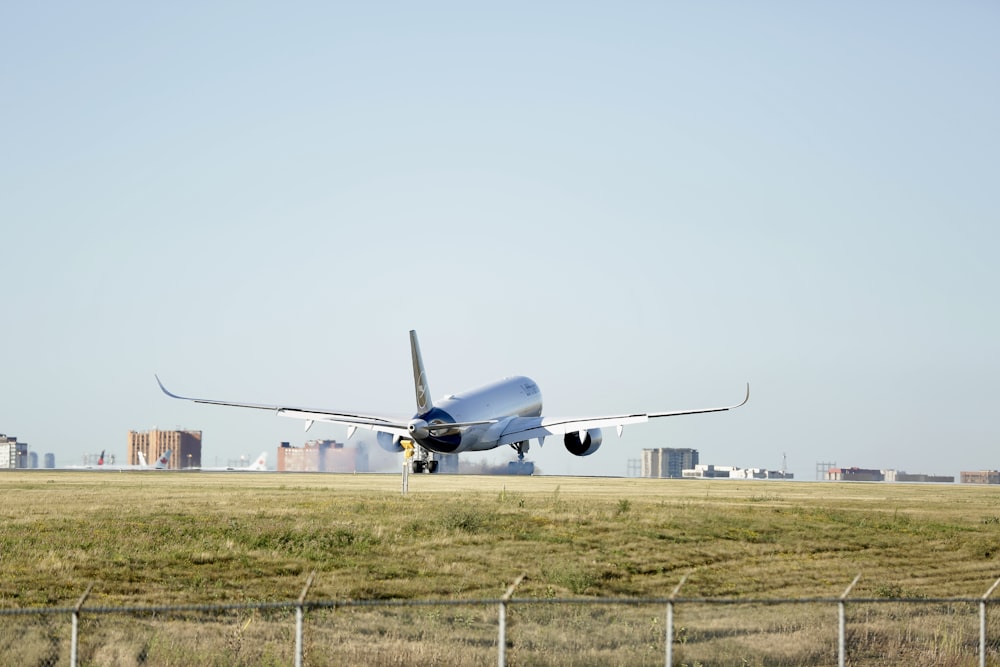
(410, 330), (433, 414)
(248, 452), (268, 470)
(137, 451), (148, 467)
(155, 450), (172, 469)
(98, 450), (105, 466)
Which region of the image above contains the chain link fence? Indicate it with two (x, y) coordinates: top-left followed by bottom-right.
(3, 574), (999, 666)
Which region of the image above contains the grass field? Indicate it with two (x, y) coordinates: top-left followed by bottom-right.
(2, 471), (1000, 665)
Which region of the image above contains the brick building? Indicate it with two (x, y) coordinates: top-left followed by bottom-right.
(277, 440), (369, 472)
(128, 430), (202, 469)
(961, 470), (1000, 485)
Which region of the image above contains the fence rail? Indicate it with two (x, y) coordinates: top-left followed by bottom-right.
(3, 573), (999, 666)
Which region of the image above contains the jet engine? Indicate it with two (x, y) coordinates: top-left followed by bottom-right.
(377, 432), (404, 453)
(563, 428), (602, 456)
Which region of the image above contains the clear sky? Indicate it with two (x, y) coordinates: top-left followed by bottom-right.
(3, 3), (997, 479)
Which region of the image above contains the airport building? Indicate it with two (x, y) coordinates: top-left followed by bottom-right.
(682, 464), (793, 480)
(681, 464), (730, 479)
(0, 435), (28, 469)
(278, 440), (368, 472)
(825, 467), (955, 483)
(883, 470), (955, 483)
(127, 429), (202, 469)
(961, 470), (1000, 485)
(277, 440), (460, 473)
(825, 467), (884, 482)
(641, 447), (698, 478)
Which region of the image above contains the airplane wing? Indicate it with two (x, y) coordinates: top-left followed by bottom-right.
(155, 376), (413, 437)
(157, 374), (747, 446)
(497, 384), (750, 446)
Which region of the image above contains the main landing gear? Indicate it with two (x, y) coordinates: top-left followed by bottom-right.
(508, 440), (535, 475)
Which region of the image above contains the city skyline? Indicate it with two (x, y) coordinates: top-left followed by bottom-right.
(3, 4), (998, 480)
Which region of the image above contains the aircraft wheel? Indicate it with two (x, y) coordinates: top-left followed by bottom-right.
(412, 460), (425, 474)
(426, 460), (439, 474)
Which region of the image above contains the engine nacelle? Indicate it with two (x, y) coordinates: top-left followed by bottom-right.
(563, 428), (603, 456)
(377, 432), (404, 453)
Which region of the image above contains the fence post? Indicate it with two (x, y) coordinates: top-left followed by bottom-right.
(981, 577), (1000, 667)
(665, 573), (689, 667)
(838, 573), (860, 667)
(69, 583), (93, 667)
(295, 571), (316, 667)
(498, 572), (526, 667)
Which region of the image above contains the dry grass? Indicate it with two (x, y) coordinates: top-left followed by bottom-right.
(2, 471), (1000, 664)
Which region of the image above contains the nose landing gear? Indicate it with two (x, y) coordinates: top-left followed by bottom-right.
(412, 458), (439, 474)
(405, 441), (440, 473)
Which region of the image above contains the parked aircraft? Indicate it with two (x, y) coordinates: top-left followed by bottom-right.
(76, 449), (173, 470)
(157, 331), (747, 473)
(65, 450), (109, 469)
(133, 450), (172, 469)
(245, 451), (268, 470)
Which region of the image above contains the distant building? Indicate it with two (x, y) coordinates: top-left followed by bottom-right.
(682, 464), (793, 480)
(0, 435), (28, 469)
(43, 453), (55, 469)
(278, 440), (370, 472)
(128, 430), (202, 469)
(682, 464), (732, 479)
(728, 467), (794, 480)
(826, 467), (883, 482)
(961, 470), (1000, 485)
(642, 448), (698, 478)
(884, 470), (955, 483)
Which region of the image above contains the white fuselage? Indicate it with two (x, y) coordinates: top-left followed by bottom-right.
(416, 376), (542, 453)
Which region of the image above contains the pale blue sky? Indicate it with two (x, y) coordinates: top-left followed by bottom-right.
(3, 3), (997, 478)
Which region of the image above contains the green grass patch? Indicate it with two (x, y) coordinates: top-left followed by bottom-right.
(1, 472), (998, 609)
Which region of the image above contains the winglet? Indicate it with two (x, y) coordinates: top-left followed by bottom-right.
(410, 330), (433, 415)
(648, 382), (751, 419)
(155, 374), (184, 400)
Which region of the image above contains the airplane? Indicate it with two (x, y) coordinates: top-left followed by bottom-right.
(132, 450), (172, 469)
(74, 449), (172, 470)
(198, 452), (269, 471)
(146, 449), (172, 470)
(156, 330), (748, 474)
(65, 450), (108, 469)
(245, 451), (268, 471)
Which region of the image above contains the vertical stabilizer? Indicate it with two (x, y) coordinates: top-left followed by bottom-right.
(410, 330), (433, 414)
(155, 450), (172, 469)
